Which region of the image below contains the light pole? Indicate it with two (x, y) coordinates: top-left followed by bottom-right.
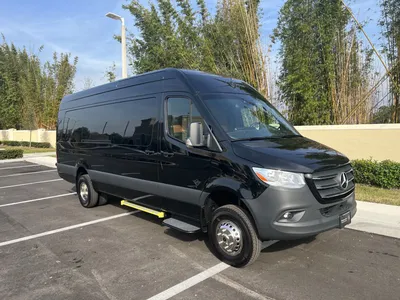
(106, 12), (127, 79)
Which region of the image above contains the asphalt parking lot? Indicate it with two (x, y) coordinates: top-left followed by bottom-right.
(0, 160), (399, 300)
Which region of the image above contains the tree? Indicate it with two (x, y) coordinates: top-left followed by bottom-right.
(273, 0), (374, 125)
(19, 49), (43, 130)
(380, 0), (400, 122)
(0, 36), (78, 130)
(123, 0), (200, 73)
(105, 62), (117, 82)
(0, 39), (24, 128)
(34, 52), (78, 129)
(372, 105), (393, 123)
(121, 0), (269, 97)
(206, 0), (268, 96)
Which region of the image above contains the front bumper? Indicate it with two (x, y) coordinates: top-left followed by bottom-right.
(243, 185), (357, 241)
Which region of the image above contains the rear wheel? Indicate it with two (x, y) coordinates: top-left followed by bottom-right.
(209, 204), (261, 267)
(77, 174), (99, 208)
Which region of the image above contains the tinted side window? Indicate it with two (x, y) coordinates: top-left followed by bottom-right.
(63, 98), (158, 148)
(167, 98), (203, 142)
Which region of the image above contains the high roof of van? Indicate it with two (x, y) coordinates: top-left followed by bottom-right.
(60, 68), (256, 108)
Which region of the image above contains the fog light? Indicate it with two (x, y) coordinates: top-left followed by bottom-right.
(278, 210), (305, 223)
(283, 212), (294, 220)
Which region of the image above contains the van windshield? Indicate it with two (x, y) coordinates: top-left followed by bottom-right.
(203, 94), (300, 141)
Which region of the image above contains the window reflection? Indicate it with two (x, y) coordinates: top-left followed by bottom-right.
(62, 98), (158, 149)
(167, 98), (204, 142)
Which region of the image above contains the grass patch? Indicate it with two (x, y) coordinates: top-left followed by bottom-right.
(356, 184), (400, 206)
(2, 146), (56, 154)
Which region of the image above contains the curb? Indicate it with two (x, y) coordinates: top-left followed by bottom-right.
(23, 152), (56, 158)
(0, 153), (56, 164)
(349, 201), (400, 239)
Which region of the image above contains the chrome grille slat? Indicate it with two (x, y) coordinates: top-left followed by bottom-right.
(324, 189), (354, 199)
(313, 175), (337, 180)
(311, 164), (354, 201)
(318, 183), (340, 190)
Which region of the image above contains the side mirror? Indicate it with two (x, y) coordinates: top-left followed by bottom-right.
(186, 122), (204, 147)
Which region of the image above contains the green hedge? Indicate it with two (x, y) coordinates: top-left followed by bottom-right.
(352, 159), (400, 189)
(0, 141), (51, 148)
(0, 149), (24, 160)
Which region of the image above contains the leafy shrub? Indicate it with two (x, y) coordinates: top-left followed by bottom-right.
(0, 149), (24, 160)
(21, 141), (51, 148)
(352, 159), (400, 189)
(0, 141), (51, 148)
(1, 141), (21, 146)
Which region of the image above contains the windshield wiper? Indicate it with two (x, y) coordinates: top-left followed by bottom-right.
(232, 135), (300, 142)
(279, 134), (300, 138)
(232, 136), (272, 142)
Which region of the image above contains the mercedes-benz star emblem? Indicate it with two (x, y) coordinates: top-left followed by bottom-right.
(340, 172), (349, 189)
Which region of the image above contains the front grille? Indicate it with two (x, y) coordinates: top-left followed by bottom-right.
(307, 164), (355, 204)
(320, 201), (352, 217)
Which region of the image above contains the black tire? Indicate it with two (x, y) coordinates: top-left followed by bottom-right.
(209, 204), (261, 268)
(77, 174), (99, 208)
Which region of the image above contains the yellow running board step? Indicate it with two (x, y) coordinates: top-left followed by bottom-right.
(120, 200), (165, 218)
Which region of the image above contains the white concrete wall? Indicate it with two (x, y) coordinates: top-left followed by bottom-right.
(0, 129), (56, 148)
(1, 124), (400, 161)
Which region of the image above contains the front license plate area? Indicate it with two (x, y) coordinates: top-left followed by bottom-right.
(339, 211), (351, 228)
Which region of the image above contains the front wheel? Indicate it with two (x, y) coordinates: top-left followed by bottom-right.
(77, 174), (99, 208)
(209, 205), (261, 267)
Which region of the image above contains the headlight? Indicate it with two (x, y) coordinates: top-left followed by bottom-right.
(252, 167), (305, 189)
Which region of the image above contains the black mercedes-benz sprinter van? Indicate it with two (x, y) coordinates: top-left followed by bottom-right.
(56, 68), (356, 267)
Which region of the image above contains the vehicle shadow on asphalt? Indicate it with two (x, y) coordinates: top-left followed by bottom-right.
(103, 197), (227, 262)
(67, 189), (205, 243)
(103, 196), (315, 262)
(261, 236), (317, 253)
(106, 197), (206, 241)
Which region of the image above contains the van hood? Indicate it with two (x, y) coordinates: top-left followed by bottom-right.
(231, 136), (349, 174)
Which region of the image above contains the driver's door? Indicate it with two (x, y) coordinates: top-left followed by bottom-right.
(157, 95), (219, 221)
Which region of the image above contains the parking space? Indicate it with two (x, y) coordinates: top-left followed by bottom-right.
(0, 162), (53, 175)
(0, 179), (74, 206)
(0, 161), (399, 300)
(0, 170), (59, 188)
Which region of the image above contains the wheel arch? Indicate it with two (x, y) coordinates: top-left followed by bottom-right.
(75, 166), (88, 182)
(200, 184), (256, 234)
(75, 160), (90, 181)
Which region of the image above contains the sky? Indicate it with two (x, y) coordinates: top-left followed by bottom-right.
(0, 0), (384, 91)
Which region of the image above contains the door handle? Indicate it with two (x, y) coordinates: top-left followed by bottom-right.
(145, 150), (155, 155)
(161, 151), (173, 157)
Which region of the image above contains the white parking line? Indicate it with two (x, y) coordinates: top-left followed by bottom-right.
(0, 169), (56, 178)
(0, 179), (63, 190)
(0, 158), (27, 164)
(149, 240), (279, 300)
(0, 193), (76, 208)
(0, 211), (138, 247)
(167, 245), (273, 300)
(0, 164), (38, 171)
(147, 262), (230, 300)
(213, 274), (275, 300)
